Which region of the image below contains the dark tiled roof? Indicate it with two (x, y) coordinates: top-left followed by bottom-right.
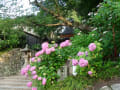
(57, 26), (74, 35)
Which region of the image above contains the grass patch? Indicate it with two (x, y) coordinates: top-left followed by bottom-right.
(48, 76), (96, 90)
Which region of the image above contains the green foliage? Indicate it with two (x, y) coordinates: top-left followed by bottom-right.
(0, 18), (26, 50)
(96, 60), (120, 79)
(60, 0), (102, 17)
(33, 12), (58, 41)
(64, 29), (99, 57)
(26, 29), (120, 89)
(46, 29), (120, 89)
(88, 0), (120, 59)
(17, 10), (58, 42)
(48, 60), (120, 90)
(48, 42), (120, 89)
(75, 41), (102, 77)
(48, 76), (95, 90)
(67, 10), (82, 23)
(29, 42), (71, 89)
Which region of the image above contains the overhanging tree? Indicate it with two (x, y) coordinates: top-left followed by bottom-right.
(28, 0), (102, 31)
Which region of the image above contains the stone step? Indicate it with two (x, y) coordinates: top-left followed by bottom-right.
(0, 85), (31, 90)
(0, 73), (32, 90)
(0, 88), (32, 90)
(0, 78), (30, 81)
(0, 75), (29, 78)
(0, 79), (30, 82)
(0, 81), (28, 86)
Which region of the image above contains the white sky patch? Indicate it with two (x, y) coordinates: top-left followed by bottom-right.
(21, 0), (31, 9)
(0, 0), (39, 18)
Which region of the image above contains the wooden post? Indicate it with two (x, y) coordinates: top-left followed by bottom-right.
(112, 25), (117, 59)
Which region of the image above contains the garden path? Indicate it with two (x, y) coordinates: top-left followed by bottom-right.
(0, 74), (31, 90)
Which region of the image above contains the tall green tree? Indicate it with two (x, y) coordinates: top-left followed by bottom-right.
(28, 0), (102, 31)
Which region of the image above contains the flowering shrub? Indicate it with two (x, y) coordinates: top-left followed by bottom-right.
(88, 43), (96, 51)
(48, 40), (120, 90)
(72, 41), (102, 77)
(65, 29), (99, 58)
(88, 0), (120, 60)
(21, 40), (72, 89)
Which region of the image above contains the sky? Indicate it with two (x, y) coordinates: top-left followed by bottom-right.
(0, 0), (39, 18)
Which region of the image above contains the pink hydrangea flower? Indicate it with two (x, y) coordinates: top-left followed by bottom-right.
(85, 51), (88, 56)
(60, 40), (72, 48)
(25, 73), (28, 78)
(32, 75), (38, 79)
(78, 58), (88, 67)
(54, 43), (58, 47)
(26, 65), (31, 69)
(65, 40), (72, 46)
(88, 43), (96, 51)
(35, 50), (44, 57)
(25, 67), (29, 72)
(21, 67), (29, 76)
(21, 68), (26, 75)
(38, 77), (42, 80)
(30, 66), (36, 71)
(42, 42), (49, 50)
(42, 78), (47, 85)
(77, 52), (84, 56)
(60, 42), (66, 48)
(32, 87), (37, 90)
(50, 47), (55, 52)
(72, 59), (78, 66)
(65, 40), (70, 44)
(32, 71), (36, 75)
(37, 58), (41, 62)
(27, 82), (32, 87)
(45, 48), (51, 55)
(30, 57), (35, 62)
(68, 42), (72, 46)
(88, 71), (92, 75)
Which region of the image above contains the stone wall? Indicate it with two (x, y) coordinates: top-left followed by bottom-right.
(0, 48), (24, 77)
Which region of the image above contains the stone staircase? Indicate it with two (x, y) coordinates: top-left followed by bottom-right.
(0, 74), (32, 90)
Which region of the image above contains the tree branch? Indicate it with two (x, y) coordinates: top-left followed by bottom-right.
(30, 20), (66, 27)
(32, 0), (93, 31)
(54, 0), (60, 16)
(34, 0), (73, 26)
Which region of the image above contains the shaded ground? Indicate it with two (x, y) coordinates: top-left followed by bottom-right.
(94, 77), (120, 90)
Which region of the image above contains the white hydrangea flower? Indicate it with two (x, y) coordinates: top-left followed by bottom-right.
(99, 38), (102, 41)
(103, 31), (108, 34)
(93, 28), (97, 31)
(97, 4), (100, 8)
(88, 12), (93, 16)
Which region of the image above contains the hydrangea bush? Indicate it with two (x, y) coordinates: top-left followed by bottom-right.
(21, 40), (72, 89)
(21, 39), (103, 90)
(72, 41), (102, 77)
(88, 0), (120, 60)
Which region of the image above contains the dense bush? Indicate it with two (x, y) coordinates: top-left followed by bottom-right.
(48, 33), (120, 89)
(49, 59), (120, 90)
(0, 30), (26, 50)
(88, 0), (120, 60)
(63, 29), (99, 57)
(0, 19), (26, 50)
(21, 40), (72, 89)
(21, 35), (120, 89)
